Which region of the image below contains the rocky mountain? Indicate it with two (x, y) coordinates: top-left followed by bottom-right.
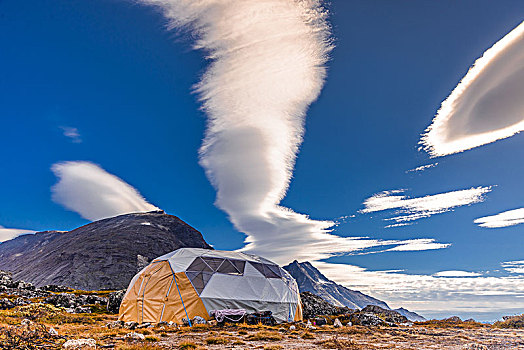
(394, 307), (426, 322)
(283, 260), (389, 309)
(284, 260), (425, 322)
(0, 211), (211, 291)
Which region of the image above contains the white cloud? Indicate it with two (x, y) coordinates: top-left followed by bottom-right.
(502, 260), (524, 274)
(0, 225), (35, 243)
(60, 126), (82, 143)
(406, 162), (438, 173)
(314, 261), (524, 321)
(434, 270), (482, 277)
(387, 239), (450, 252)
(421, 21), (524, 157)
(137, 0), (451, 263)
(474, 208), (524, 228)
(51, 161), (159, 221)
(361, 186), (492, 225)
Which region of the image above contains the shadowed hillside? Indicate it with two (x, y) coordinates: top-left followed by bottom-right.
(0, 211), (212, 290)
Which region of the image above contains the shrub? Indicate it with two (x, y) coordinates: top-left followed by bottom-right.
(0, 323), (63, 350)
(246, 331), (282, 341)
(205, 336), (229, 344)
(264, 345), (283, 350)
(317, 336), (364, 349)
(116, 344), (164, 350)
(178, 340), (197, 349)
(300, 331), (315, 339)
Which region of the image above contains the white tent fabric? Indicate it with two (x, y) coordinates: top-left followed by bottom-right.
(149, 248), (301, 323)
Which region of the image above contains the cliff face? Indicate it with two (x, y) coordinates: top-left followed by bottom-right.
(283, 260), (389, 309)
(0, 211), (212, 290)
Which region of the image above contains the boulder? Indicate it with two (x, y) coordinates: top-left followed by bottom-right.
(107, 290), (125, 313)
(333, 318), (343, 328)
(361, 305), (408, 324)
(314, 317), (327, 326)
(124, 321), (139, 330)
(45, 293), (79, 308)
(192, 316), (207, 324)
(124, 332), (145, 341)
(40, 284), (73, 293)
(300, 291), (352, 319)
(62, 338), (97, 349)
(0, 298), (15, 310)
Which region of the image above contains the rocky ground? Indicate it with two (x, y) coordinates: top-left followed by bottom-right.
(1, 270), (524, 349)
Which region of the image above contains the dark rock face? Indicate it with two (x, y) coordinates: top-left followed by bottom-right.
(0, 211), (212, 290)
(361, 305), (408, 324)
(107, 290), (126, 314)
(284, 260), (389, 309)
(394, 307), (426, 322)
(300, 291), (352, 319)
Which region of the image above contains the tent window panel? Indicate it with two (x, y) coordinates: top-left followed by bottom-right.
(217, 259), (240, 275)
(249, 262), (267, 277)
(191, 272), (205, 294)
(201, 257), (224, 271)
(266, 264), (282, 278)
(187, 257), (213, 273)
(250, 262), (281, 278)
(230, 260), (246, 274)
(201, 272), (213, 287)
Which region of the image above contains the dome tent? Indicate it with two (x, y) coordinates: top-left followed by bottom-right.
(119, 248), (302, 324)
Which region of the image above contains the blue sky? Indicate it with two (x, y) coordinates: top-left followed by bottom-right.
(1, 0), (523, 320)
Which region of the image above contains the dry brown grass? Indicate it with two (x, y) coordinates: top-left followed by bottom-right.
(246, 330), (283, 341)
(205, 335), (229, 344)
(300, 330), (315, 339)
(263, 345), (283, 350)
(317, 336), (366, 349)
(116, 344), (164, 350)
(178, 340), (198, 349)
(416, 318), (486, 329)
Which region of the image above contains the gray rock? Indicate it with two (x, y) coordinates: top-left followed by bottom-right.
(300, 291), (352, 319)
(192, 316), (207, 324)
(40, 284), (73, 293)
(136, 322), (152, 329)
(63, 338), (97, 349)
(314, 317), (327, 326)
(124, 321), (139, 330)
(106, 320), (124, 329)
(124, 332), (145, 341)
(361, 305), (408, 324)
(107, 290), (125, 313)
(0, 298), (15, 310)
(74, 306), (92, 314)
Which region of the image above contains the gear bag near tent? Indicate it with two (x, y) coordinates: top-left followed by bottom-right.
(119, 248), (303, 324)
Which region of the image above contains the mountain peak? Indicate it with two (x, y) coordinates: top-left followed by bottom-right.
(0, 211), (212, 290)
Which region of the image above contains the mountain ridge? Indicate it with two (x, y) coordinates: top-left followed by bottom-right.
(283, 260), (425, 321)
(0, 211), (212, 290)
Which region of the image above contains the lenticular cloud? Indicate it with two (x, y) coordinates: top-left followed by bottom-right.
(421, 21), (524, 157)
(51, 161), (159, 221)
(474, 208), (524, 228)
(141, 0), (448, 262)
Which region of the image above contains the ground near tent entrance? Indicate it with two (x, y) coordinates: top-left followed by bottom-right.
(1, 305), (524, 349)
